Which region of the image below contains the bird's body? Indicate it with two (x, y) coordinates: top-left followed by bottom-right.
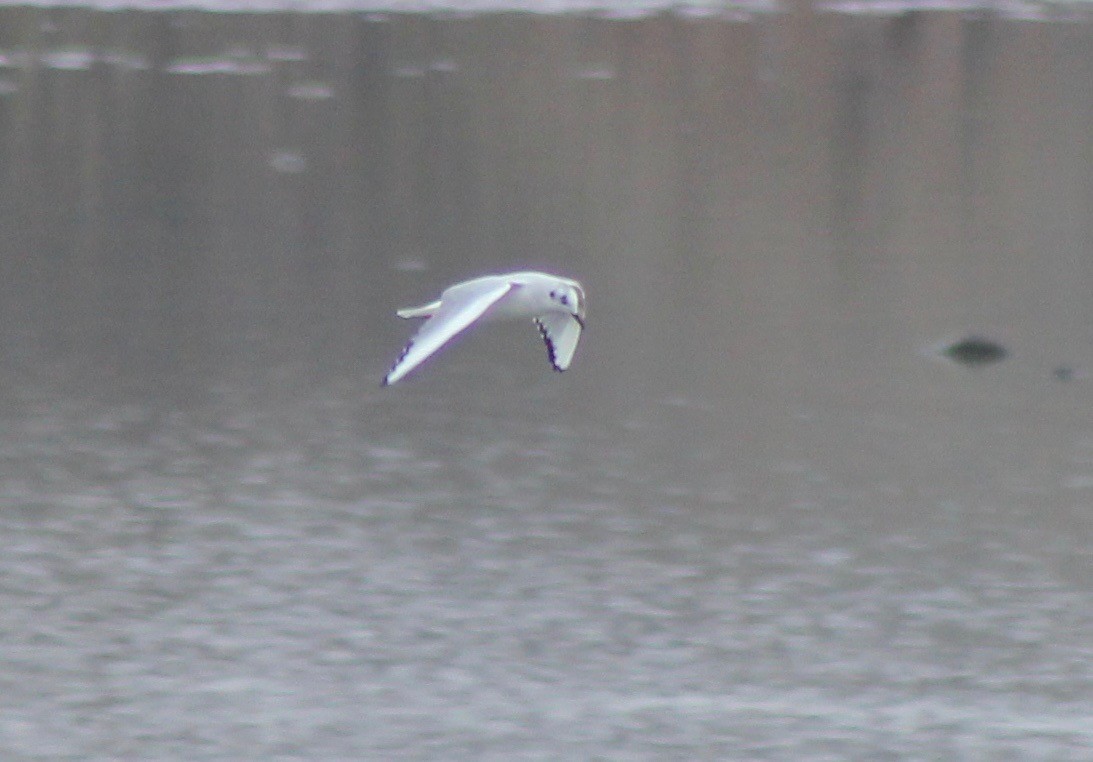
(383, 271), (586, 386)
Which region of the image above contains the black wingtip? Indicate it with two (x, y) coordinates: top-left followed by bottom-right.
(535, 318), (563, 371)
(382, 339), (415, 388)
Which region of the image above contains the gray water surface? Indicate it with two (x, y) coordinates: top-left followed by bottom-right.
(1, 6), (1092, 760)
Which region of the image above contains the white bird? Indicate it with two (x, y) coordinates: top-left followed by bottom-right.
(383, 271), (587, 386)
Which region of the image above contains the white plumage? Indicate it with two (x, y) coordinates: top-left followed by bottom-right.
(383, 271), (586, 386)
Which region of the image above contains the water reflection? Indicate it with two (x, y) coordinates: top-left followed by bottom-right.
(1, 6), (1092, 759)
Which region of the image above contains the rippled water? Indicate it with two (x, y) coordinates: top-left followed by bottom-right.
(3, 364), (1091, 758)
(1, 5), (1092, 759)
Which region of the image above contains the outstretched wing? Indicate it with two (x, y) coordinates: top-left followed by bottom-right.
(534, 313), (583, 372)
(384, 282), (515, 386)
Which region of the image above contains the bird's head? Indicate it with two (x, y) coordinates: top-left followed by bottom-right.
(549, 280), (586, 328)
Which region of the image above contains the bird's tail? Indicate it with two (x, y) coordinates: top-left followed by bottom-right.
(396, 300), (441, 319)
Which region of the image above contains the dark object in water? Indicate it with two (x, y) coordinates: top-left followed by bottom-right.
(940, 336), (1008, 366)
(1053, 366), (1075, 382)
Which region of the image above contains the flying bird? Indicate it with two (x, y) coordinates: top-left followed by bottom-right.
(383, 271), (586, 386)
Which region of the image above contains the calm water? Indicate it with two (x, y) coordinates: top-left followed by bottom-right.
(1, 5), (1092, 759)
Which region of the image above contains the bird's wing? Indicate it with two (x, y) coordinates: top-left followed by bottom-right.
(383, 281), (515, 386)
(534, 313), (583, 372)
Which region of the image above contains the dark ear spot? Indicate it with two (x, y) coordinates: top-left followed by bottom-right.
(549, 290), (556, 298)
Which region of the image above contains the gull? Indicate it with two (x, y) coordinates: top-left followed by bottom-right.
(383, 271), (586, 386)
